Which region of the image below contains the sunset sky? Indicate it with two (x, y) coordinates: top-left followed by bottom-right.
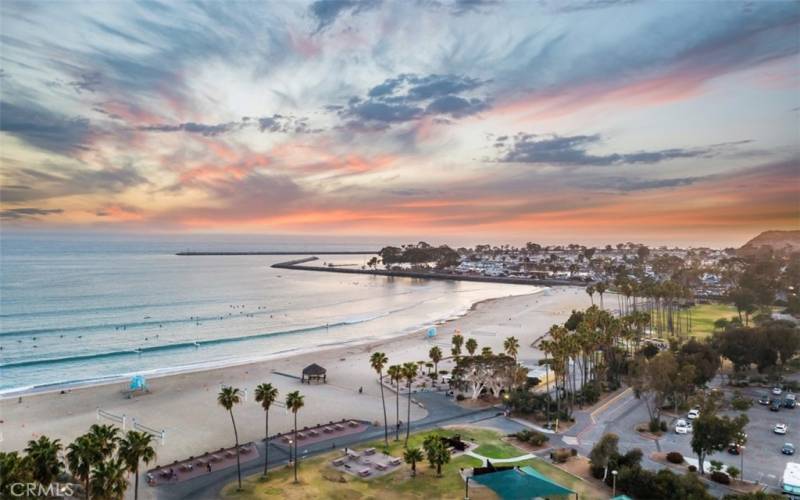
(1, 0), (798, 247)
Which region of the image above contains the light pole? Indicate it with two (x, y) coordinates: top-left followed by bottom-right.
(460, 468), (470, 499)
(288, 439), (293, 466)
(611, 469), (618, 497)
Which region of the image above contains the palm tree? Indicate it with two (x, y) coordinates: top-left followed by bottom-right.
(504, 336), (520, 362)
(67, 434), (101, 500)
(217, 386), (243, 490)
(451, 334), (464, 357)
(481, 346), (493, 356)
(285, 391), (305, 483)
(428, 346), (442, 378)
(387, 364), (403, 441)
(465, 338), (478, 356)
(403, 447), (424, 477)
(596, 282), (607, 310)
(402, 362), (418, 446)
(422, 434), (451, 476)
(370, 352), (390, 447)
(25, 436), (62, 487)
(254, 383), (279, 478)
(90, 458), (127, 500)
(118, 431), (156, 500)
(88, 424), (120, 460)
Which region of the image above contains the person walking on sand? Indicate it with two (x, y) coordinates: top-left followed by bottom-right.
(207, 462), (212, 473)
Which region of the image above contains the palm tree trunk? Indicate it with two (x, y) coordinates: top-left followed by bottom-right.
(134, 468), (139, 500)
(395, 380), (400, 441)
(86, 478), (90, 500)
(264, 411), (269, 477)
(379, 372), (388, 446)
(405, 382), (412, 446)
(293, 412), (299, 483)
(230, 410), (242, 490)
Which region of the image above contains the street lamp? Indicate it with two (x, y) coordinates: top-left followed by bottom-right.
(460, 468), (470, 500)
(611, 469), (618, 497)
(288, 439), (293, 465)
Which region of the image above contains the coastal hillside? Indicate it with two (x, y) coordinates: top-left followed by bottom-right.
(739, 230), (800, 255)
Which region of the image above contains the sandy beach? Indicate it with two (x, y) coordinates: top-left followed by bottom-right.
(0, 286), (590, 465)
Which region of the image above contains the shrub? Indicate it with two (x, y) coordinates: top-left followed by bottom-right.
(514, 429), (549, 446)
(648, 420), (661, 433)
(659, 420), (668, 432)
(570, 448), (577, 456)
(726, 466), (740, 481)
(688, 465), (697, 472)
(550, 448), (572, 463)
(710, 471), (730, 484)
(456, 394), (465, 401)
(709, 460), (723, 473)
(666, 452), (684, 464)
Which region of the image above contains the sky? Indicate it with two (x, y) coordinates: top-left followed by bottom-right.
(1, 0), (798, 248)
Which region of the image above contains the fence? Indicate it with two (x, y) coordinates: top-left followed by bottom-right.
(132, 418), (166, 446)
(96, 407), (127, 430)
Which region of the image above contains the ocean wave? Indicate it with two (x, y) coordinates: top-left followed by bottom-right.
(0, 316), (373, 369)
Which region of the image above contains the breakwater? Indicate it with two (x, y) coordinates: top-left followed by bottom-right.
(272, 257), (589, 287)
(176, 251), (377, 256)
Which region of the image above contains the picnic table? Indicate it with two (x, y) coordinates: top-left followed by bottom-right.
(364, 448), (376, 455)
(389, 457), (402, 466)
(375, 463), (387, 471)
(358, 468), (371, 477)
(332, 457), (346, 466)
(323, 426), (334, 433)
(334, 424), (345, 431)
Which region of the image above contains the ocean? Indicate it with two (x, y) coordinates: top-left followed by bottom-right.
(0, 233), (537, 394)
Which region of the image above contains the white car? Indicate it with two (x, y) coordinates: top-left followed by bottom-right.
(687, 409), (700, 420)
(775, 423), (788, 435)
(675, 419), (693, 434)
(773, 387), (783, 396)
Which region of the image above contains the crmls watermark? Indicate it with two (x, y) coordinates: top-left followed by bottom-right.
(9, 482), (75, 497)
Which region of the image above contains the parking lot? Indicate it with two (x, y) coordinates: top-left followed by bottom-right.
(661, 386), (798, 487)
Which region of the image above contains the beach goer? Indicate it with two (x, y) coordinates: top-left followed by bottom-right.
(358, 386), (363, 394)
(207, 463), (212, 473)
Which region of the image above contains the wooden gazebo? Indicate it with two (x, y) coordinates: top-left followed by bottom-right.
(301, 363), (327, 384)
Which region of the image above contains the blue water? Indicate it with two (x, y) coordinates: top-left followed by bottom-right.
(0, 233), (536, 393)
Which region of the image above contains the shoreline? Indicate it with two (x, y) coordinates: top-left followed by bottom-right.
(0, 286), (591, 463)
(0, 291), (536, 400)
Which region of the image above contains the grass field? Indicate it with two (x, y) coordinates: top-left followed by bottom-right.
(687, 303), (739, 338)
(221, 427), (604, 499)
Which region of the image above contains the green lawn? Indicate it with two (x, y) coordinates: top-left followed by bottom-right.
(221, 427), (601, 499)
(687, 303), (739, 338)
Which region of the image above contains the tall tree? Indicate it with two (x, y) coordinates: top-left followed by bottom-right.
(596, 282), (607, 310)
(387, 364), (403, 441)
(90, 458), (127, 500)
(67, 434), (101, 500)
(285, 390), (305, 483)
(88, 424), (120, 460)
(428, 346), (442, 378)
(585, 285), (595, 306)
(465, 338), (478, 356)
(254, 383), (279, 478)
(217, 386), (243, 490)
(504, 336), (520, 362)
(370, 352), (390, 447)
(25, 436), (62, 487)
(451, 334), (464, 357)
(402, 362), (419, 446)
(118, 431), (156, 500)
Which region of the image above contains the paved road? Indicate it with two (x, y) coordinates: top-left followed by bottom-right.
(154, 392), (512, 499)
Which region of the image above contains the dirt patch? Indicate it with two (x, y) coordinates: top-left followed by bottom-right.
(555, 456), (612, 494)
(634, 422), (664, 440)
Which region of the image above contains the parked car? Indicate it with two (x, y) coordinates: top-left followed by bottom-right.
(758, 393), (771, 405)
(687, 408), (700, 420)
(675, 419), (693, 434)
(728, 443), (741, 455)
(774, 423), (788, 435)
(783, 443), (796, 455)
(770, 399), (783, 411)
(785, 398), (797, 409)
(772, 387), (783, 396)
